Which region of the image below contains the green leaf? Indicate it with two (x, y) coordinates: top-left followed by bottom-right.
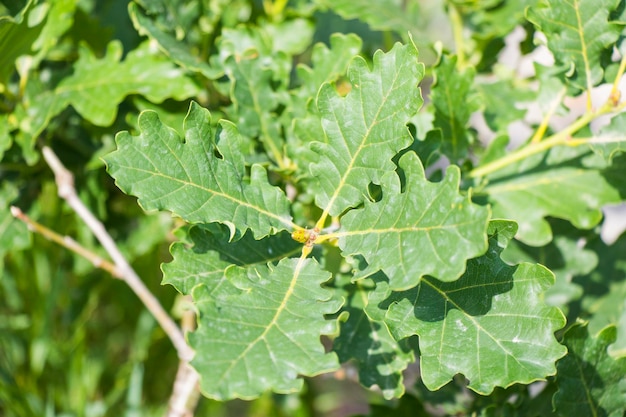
(430, 55), (479, 160)
(590, 113), (626, 163)
(465, 0), (538, 40)
(103, 101), (294, 239)
(338, 152), (489, 290)
(14, 40), (201, 156)
(293, 33), (362, 112)
(189, 257), (342, 400)
(382, 220), (567, 394)
(264, 18), (315, 56)
(476, 79), (532, 135)
(56, 40), (199, 126)
(0, 114), (11, 159)
(0, 183), (31, 259)
(162, 224), (301, 294)
(581, 232), (626, 358)
(221, 49), (288, 167)
(291, 33), (362, 169)
(129, 2), (222, 79)
(333, 280), (414, 399)
(310, 41), (424, 216)
(314, 0), (422, 36)
(554, 323), (626, 417)
(501, 224), (598, 308)
(481, 146), (625, 246)
(30, 0), (75, 62)
(526, 0), (623, 91)
(0, 0), (43, 86)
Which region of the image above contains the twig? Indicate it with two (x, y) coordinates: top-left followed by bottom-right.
(167, 362), (201, 417)
(31, 146), (200, 417)
(10, 206), (120, 277)
(166, 296), (201, 417)
(40, 146), (193, 362)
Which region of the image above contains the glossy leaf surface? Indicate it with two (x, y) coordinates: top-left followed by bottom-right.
(339, 152), (489, 289)
(104, 102), (293, 239)
(310, 42), (424, 216)
(382, 221), (567, 394)
(189, 258), (342, 400)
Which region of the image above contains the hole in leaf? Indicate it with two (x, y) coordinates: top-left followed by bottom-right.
(367, 182), (382, 202)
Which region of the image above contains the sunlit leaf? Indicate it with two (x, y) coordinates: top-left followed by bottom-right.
(190, 257), (342, 400)
(310, 41), (424, 216)
(103, 102), (293, 239)
(527, 0), (623, 91)
(339, 152), (489, 290)
(480, 145), (626, 246)
(129, 2), (222, 79)
(431, 55), (479, 160)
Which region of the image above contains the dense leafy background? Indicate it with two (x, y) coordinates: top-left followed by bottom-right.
(2, 0), (626, 416)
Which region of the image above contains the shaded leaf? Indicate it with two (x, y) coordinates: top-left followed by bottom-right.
(465, 0), (538, 40)
(162, 224), (301, 294)
(526, 0), (623, 91)
(30, 0), (75, 63)
(14, 40), (200, 156)
(314, 0), (422, 36)
(382, 220), (567, 394)
(310, 41), (424, 216)
(294, 33), (363, 107)
(190, 257), (342, 400)
(554, 323), (626, 417)
(579, 232), (626, 358)
(501, 226), (598, 308)
(103, 101), (293, 239)
(0, 114), (11, 160)
(333, 280), (414, 399)
(476, 79), (532, 135)
(339, 152), (489, 290)
(291, 33), (362, 170)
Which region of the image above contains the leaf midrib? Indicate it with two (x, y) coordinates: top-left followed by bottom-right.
(113, 162), (294, 228)
(214, 256), (308, 386)
(318, 58), (409, 223)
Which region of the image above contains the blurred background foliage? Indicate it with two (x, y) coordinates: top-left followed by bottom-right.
(2, 0), (626, 416)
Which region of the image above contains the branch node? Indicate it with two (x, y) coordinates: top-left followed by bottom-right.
(10, 205), (22, 218)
